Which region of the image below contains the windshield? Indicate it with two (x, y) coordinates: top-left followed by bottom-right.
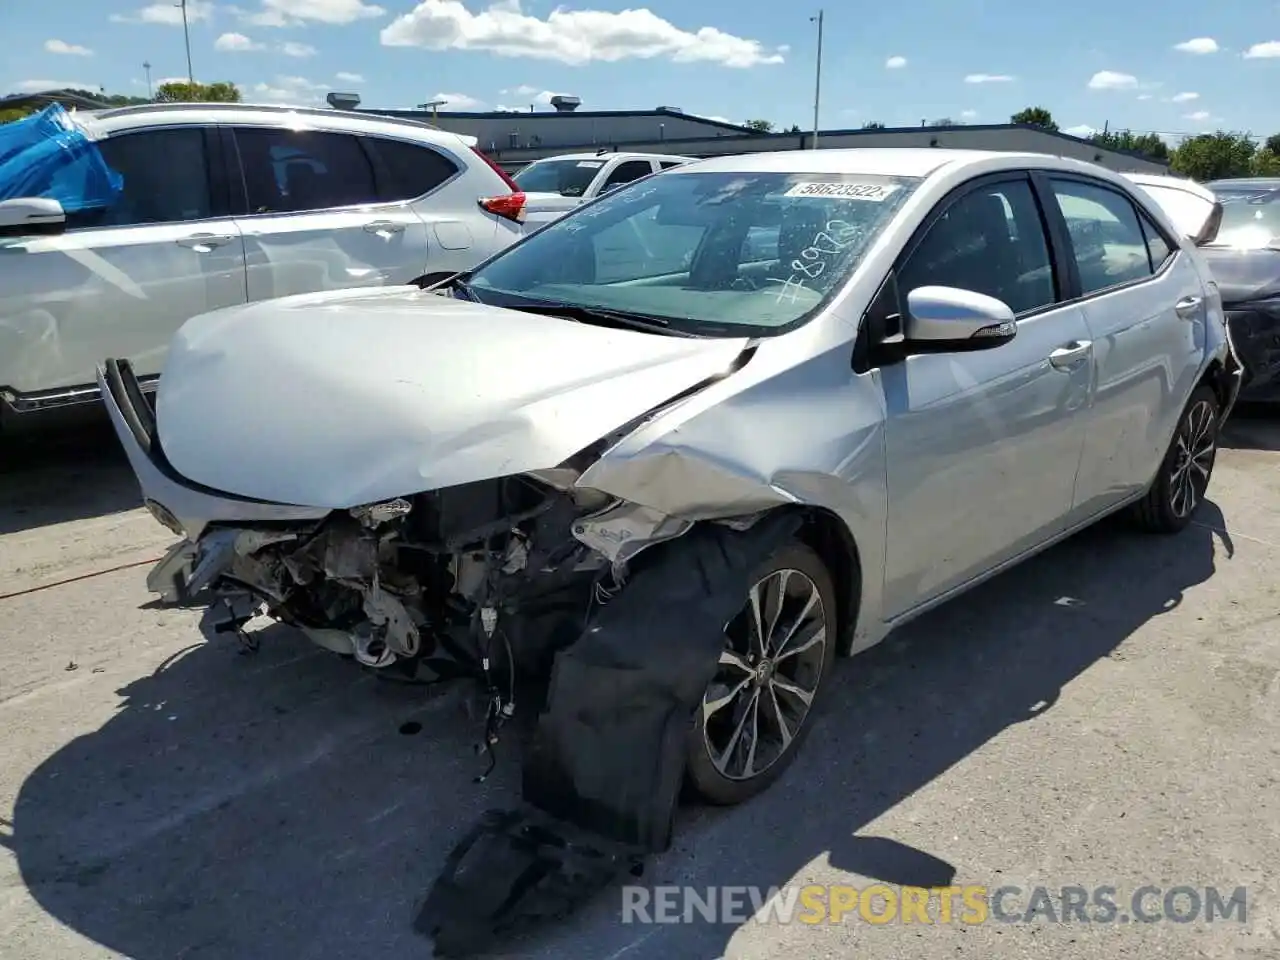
(1211, 187), (1280, 248)
(468, 169), (921, 336)
(513, 158), (604, 197)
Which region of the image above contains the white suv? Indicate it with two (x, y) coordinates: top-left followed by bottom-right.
(0, 102), (528, 429)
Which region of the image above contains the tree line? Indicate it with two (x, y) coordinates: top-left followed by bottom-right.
(743, 106), (1280, 181)
(0, 80), (240, 124)
(1009, 106), (1279, 180)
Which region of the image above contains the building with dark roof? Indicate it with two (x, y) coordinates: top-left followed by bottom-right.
(362, 99), (1170, 175)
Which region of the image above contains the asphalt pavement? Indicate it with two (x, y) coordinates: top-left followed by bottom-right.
(1, 415), (1279, 960)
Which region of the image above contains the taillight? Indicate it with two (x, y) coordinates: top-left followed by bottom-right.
(470, 146), (520, 191)
(479, 192), (527, 223)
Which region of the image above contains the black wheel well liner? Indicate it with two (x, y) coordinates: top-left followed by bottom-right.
(1197, 358), (1231, 411)
(792, 506), (862, 657)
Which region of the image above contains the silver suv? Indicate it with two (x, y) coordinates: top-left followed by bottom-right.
(0, 102), (528, 429)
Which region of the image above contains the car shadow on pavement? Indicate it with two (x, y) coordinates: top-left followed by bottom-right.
(6, 505), (1230, 960)
(0, 422), (142, 535)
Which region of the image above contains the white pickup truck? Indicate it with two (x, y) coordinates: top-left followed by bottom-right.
(513, 151), (696, 229)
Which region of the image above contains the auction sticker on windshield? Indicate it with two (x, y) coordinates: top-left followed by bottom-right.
(783, 181), (900, 201)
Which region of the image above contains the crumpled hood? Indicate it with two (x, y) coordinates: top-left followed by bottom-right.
(155, 286), (750, 508)
(1199, 246), (1280, 306)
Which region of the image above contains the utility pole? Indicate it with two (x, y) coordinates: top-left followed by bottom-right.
(143, 61), (153, 100)
(810, 10), (824, 149)
(176, 0), (194, 86)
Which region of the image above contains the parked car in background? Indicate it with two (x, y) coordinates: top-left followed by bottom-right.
(0, 101), (526, 433)
(512, 150), (696, 228)
(1200, 177), (1280, 401)
(100, 149), (1241, 949)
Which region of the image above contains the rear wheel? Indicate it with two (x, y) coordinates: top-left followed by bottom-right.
(1131, 385), (1220, 533)
(684, 541), (837, 806)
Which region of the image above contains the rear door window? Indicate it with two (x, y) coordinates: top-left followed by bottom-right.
(1050, 179), (1153, 294)
(233, 127), (379, 214)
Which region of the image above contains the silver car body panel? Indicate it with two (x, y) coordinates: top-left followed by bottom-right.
(114, 147), (1234, 651)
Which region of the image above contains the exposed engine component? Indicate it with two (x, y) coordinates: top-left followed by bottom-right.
(193, 476), (606, 680)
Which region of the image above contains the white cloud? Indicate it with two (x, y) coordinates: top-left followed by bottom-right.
(1063, 124), (1097, 137)
(430, 90), (485, 109)
(231, 0), (385, 26)
(500, 83), (540, 96)
(960, 109), (978, 119)
(1088, 70), (1139, 90)
(335, 71), (365, 83)
(252, 75), (328, 103)
(110, 1), (214, 25)
(215, 32), (266, 51)
(1169, 91), (1199, 103)
(1243, 41), (1280, 59)
(1137, 93), (1153, 101)
(381, 0), (786, 67)
(44, 39), (93, 56)
(885, 55), (907, 69)
(281, 41), (318, 57)
(12, 79), (98, 93)
(227, 5), (291, 26)
(1184, 110), (1211, 121)
(964, 73), (1013, 83)
(1174, 37), (1219, 54)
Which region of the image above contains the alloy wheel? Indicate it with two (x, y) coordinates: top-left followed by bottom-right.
(701, 568), (828, 782)
(1169, 398), (1217, 519)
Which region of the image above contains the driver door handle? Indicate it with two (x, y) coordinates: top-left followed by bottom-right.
(1175, 295), (1203, 319)
(176, 233), (234, 250)
(1048, 340), (1093, 371)
(363, 220), (406, 234)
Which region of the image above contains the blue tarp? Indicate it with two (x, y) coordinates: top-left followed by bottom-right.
(0, 103), (122, 213)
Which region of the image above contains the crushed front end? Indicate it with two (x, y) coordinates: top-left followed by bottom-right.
(100, 355), (803, 957)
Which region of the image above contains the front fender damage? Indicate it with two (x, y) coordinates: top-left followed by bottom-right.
(417, 510), (802, 956)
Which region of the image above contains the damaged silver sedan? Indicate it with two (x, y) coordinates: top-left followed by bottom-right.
(100, 147), (1242, 955)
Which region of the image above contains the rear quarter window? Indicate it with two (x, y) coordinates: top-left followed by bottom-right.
(365, 137), (460, 202)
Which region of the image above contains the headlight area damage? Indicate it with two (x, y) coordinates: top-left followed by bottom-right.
(102, 357), (803, 957)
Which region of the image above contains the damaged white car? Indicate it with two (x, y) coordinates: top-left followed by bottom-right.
(101, 147), (1242, 955)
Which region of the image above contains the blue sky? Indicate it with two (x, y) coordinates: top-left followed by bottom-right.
(3, 0), (1279, 140)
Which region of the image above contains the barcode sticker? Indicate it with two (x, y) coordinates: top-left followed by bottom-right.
(782, 181), (900, 201)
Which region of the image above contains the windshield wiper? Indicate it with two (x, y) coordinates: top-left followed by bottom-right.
(508, 301), (704, 337)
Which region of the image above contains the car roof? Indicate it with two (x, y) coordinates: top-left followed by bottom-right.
(74, 101), (480, 148)
(528, 151), (695, 162)
(675, 147), (1125, 180)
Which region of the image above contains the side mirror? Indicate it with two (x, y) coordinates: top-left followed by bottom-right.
(0, 197), (66, 238)
(902, 285), (1017, 353)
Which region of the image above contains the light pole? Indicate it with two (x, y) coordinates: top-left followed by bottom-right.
(143, 61), (153, 100)
(417, 98), (446, 123)
(175, 0), (194, 86)
(810, 9), (824, 149)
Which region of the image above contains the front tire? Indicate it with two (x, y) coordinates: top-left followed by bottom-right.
(684, 541), (838, 806)
(1131, 385), (1220, 533)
